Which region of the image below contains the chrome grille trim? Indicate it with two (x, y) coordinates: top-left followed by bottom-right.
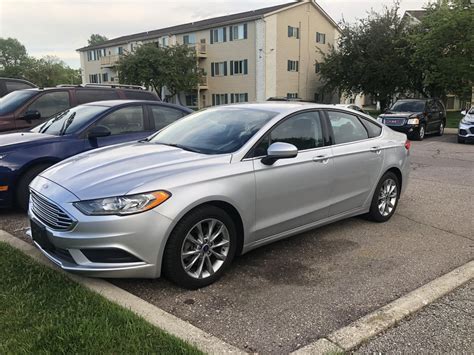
(30, 190), (76, 231)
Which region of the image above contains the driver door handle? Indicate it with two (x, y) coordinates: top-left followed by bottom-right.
(370, 146), (382, 154)
(313, 155), (329, 164)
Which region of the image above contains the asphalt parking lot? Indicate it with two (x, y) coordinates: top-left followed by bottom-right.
(1, 133), (473, 353)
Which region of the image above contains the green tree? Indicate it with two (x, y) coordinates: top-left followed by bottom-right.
(0, 37), (30, 77)
(117, 44), (201, 102)
(318, 4), (412, 109)
(408, 0), (474, 102)
(87, 34), (109, 46)
(25, 56), (81, 87)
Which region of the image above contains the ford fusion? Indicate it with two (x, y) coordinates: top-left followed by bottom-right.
(29, 103), (410, 289)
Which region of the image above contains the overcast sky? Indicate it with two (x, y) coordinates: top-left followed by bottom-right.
(1, 0), (431, 69)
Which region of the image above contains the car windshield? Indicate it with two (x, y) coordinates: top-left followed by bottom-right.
(149, 107), (277, 154)
(0, 90), (37, 115)
(31, 105), (108, 135)
(390, 101), (425, 112)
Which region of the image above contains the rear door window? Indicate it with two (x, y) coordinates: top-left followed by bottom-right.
(150, 105), (186, 130)
(327, 111), (369, 144)
(26, 91), (70, 118)
(76, 89), (120, 104)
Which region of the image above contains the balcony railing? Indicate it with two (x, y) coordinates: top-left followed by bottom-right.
(100, 55), (121, 67)
(198, 75), (208, 89)
(187, 43), (207, 58)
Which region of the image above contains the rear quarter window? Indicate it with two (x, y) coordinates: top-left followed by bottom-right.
(360, 117), (382, 137)
(76, 89), (120, 104)
(123, 90), (158, 101)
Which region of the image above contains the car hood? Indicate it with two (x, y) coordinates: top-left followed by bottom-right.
(0, 132), (56, 149)
(41, 142), (232, 200)
(380, 112), (420, 118)
(462, 113), (474, 123)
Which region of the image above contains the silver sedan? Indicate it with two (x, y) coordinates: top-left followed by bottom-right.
(29, 103), (410, 289)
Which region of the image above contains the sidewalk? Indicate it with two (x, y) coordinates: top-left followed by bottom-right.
(356, 280), (473, 354)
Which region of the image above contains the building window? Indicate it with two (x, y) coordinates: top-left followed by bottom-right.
(183, 34), (196, 45)
(210, 27), (226, 44)
(287, 93), (298, 99)
(316, 32), (326, 44)
(185, 94), (197, 107)
(212, 94), (228, 106)
(230, 24), (247, 40)
(87, 49), (104, 61)
(230, 93), (248, 103)
(102, 73), (109, 82)
(89, 74), (100, 83)
(211, 62), (227, 76)
(230, 59), (248, 75)
(117, 46), (124, 55)
(315, 63), (322, 73)
(288, 26), (299, 39)
(161, 37), (169, 47)
(287, 60), (299, 72)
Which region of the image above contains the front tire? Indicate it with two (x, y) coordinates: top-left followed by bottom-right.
(366, 172), (400, 223)
(16, 164), (52, 211)
(412, 124), (425, 141)
(163, 206), (237, 289)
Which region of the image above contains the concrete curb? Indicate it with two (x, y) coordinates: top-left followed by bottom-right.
(292, 260), (474, 354)
(444, 128), (457, 135)
(0, 230), (245, 355)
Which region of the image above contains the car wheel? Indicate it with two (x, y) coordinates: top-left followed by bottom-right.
(163, 206), (237, 289)
(366, 171), (400, 223)
(414, 124), (426, 141)
(436, 121), (445, 136)
(16, 164), (52, 211)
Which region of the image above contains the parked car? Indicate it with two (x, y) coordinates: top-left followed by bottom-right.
(0, 84), (160, 132)
(377, 99), (446, 141)
(0, 100), (191, 210)
(28, 103), (410, 288)
(458, 107), (474, 144)
(0, 77), (37, 97)
(335, 104), (368, 114)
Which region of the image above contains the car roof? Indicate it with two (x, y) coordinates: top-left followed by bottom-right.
(82, 99), (191, 111)
(211, 102), (351, 114)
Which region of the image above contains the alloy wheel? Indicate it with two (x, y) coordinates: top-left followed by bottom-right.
(377, 178), (398, 217)
(180, 218), (230, 279)
(439, 122), (444, 135)
(419, 125), (425, 139)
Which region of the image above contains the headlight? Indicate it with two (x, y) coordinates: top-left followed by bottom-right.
(407, 118), (420, 125)
(377, 116), (383, 122)
(461, 117), (473, 125)
(74, 191), (171, 216)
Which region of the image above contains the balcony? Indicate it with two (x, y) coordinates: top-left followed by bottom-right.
(188, 43), (207, 58)
(100, 55), (121, 67)
(198, 76), (208, 90)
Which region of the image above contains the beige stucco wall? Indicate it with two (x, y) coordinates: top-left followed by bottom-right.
(266, 2), (338, 101)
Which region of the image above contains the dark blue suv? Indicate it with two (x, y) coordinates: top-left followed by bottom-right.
(0, 100), (192, 210)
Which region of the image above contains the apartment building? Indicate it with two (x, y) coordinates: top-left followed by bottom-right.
(77, 0), (341, 108)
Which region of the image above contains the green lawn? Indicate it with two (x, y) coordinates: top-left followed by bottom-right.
(0, 242), (202, 355)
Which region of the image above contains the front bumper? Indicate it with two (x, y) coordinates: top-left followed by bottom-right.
(28, 176), (173, 278)
(0, 169), (16, 208)
(458, 122), (474, 141)
(384, 124), (419, 135)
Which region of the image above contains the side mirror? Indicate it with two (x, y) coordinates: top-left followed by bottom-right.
(88, 125), (111, 139)
(21, 110), (41, 122)
(261, 142), (298, 165)
(461, 110), (466, 115)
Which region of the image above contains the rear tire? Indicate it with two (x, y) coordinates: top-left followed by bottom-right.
(16, 164), (51, 211)
(162, 205), (237, 289)
(366, 171), (400, 223)
(436, 121), (445, 136)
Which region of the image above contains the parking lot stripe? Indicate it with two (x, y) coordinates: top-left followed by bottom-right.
(0, 230), (246, 355)
(292, 260), (474, 353)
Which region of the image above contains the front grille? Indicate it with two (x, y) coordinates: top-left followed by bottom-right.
(383, 118), (406, 126)
(30, 191), (75, 231)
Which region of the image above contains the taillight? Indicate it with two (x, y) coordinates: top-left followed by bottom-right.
(405, 140), (411, 150)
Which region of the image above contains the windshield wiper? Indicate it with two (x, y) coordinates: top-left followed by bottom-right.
(156, 142), (203, 153)
(39, 110), (69, 134)
(59, 112), (76, 135)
